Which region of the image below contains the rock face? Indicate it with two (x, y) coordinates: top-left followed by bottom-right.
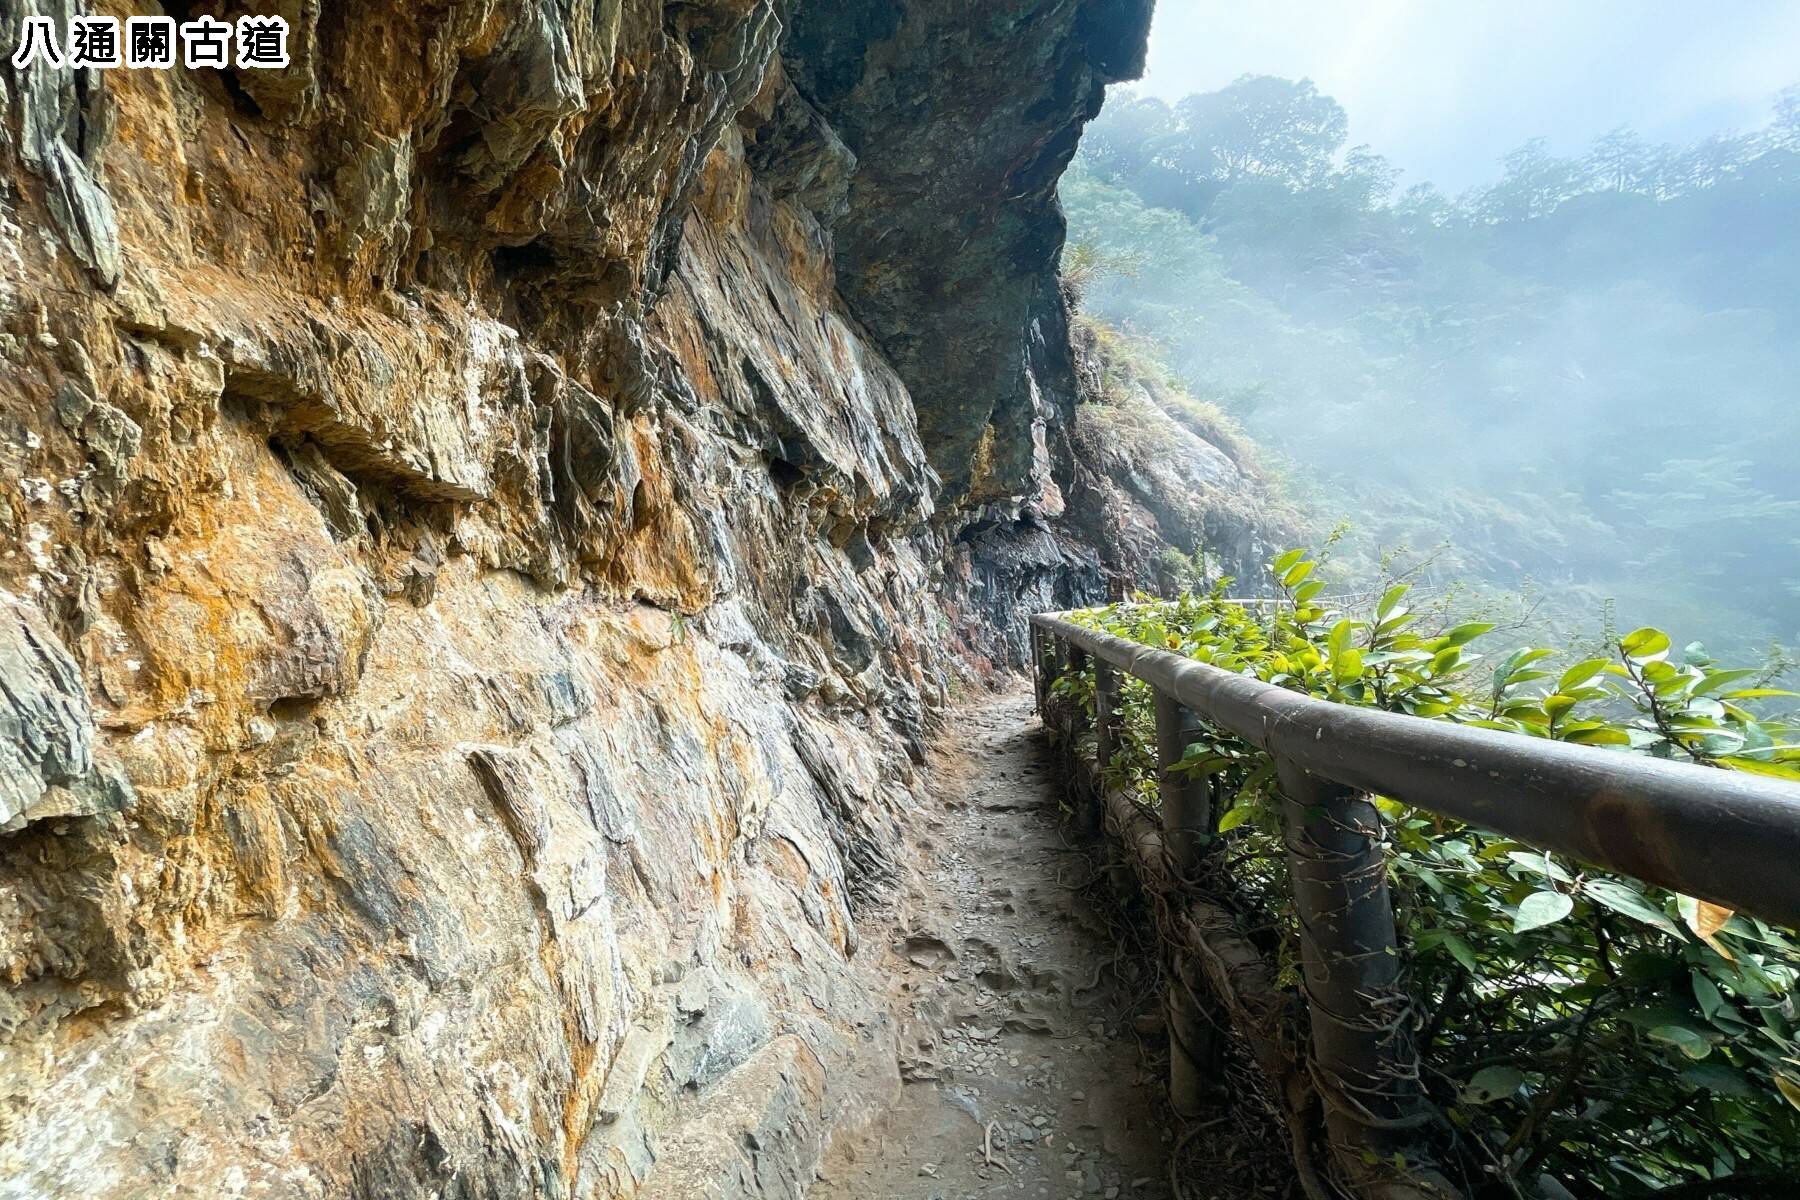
(784, 0), (1154, 504)
(0, 3), (1252, 1198)
(1059, 320), (1294, 599)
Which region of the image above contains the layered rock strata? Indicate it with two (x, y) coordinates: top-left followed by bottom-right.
(0, 3), (1280, 1198)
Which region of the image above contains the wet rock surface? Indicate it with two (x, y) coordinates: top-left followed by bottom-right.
(0, 3), (1257, 1196)
(815, 693), (1174, 1200)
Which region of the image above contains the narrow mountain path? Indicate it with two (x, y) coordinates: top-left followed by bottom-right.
(813, 691), (1176, 1200)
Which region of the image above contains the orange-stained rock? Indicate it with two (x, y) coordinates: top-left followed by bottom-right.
(0, 2), (1194, 1197)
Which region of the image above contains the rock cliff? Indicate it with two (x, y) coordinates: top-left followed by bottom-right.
(0, 4), (1287, 1198)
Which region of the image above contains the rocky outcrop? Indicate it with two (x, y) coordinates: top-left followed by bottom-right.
(933, 314), (1295, 669)
(0, 3), (1245, 1198)
(783, 0), (1154, 504)
(1, 589), (133, 831)
(1060, 319), (1295, 597)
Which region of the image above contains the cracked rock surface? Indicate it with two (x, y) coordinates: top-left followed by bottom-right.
(0, 3), (1267, 1197)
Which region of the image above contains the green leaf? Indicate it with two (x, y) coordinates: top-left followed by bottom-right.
(1446, 622), (1497, 647)
(1463, 1066), (1525, 1104)
(1216, 805), (1254, 833)
(1494, 648), (1554, 690)
(1623, 1003), (1692, 1031)
(1648, 1024), (1712, 1060)
(1582, 878), (1682, 938)
(1272, 549), (1306, 576)
(1561, 725), (1631, 746)
(1514, 890), (1573, 933)
(1694, 669), (1758, 696)
(1327, 619), (1356, 656)
(1440, 933), (1479, 974)
(1377, 583), (1409, 620)
(1558, 658), (1609, 691)
(1174, 752), (1234, 778)
(1508, 851), (1573, 883)
(1416, 928), (1480, 973)
(1691, 970), (1726, 1018)
(1680, 1061), (1752, 1097)
(1621, 627), (1672, 659)
(1375, 611), (1415, 636)
(1720, 757), (1800, 781)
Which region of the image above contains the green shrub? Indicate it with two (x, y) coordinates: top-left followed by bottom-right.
(1059, 549), (1800, 1195)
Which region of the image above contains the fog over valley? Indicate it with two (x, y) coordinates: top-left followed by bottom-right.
(1061, 69), (1800, 665)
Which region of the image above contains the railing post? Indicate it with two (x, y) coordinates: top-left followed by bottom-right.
(1063, 645), (1095, 834)
(1066, 645), (1090, 736)
(1090, 659), (1122, 836)
(1274, 759), (1434, 1188)
(1094, 659), (1121, 776)
(1036, 626), (1051, 708)
(1154, 692), (1213, 876)
(1033, 624), (1056, 715)
(1155, 690), (1220, 1116)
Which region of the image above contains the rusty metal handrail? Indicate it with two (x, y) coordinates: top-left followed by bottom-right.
(1030, 609), (1800, 1199)
(1032, 612), (1800, 928)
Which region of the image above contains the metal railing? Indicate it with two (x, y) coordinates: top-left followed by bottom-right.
(1029, 610), (1800, 1199)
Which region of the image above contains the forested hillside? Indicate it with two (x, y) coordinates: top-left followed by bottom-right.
(1062, 76), (1800, 661)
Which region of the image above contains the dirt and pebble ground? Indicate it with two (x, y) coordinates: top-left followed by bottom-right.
(812, 690), (1304, 1200)
(812, 692), (1178, 1199)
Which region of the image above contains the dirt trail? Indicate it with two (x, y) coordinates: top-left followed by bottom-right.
(813, 691), (1175, 1200)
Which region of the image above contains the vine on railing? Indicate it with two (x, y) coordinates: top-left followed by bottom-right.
(1038, 551), (1800, 1199)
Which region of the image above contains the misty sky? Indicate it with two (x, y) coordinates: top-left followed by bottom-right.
(1136, 1), (1800, 194)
